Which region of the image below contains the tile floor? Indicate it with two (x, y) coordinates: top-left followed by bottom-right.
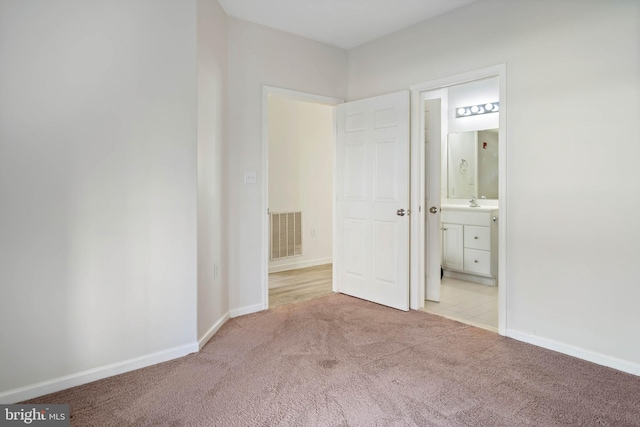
(422, 277), (498, 332)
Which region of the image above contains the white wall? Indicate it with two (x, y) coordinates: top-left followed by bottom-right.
(0, 0), (198, 401)
(349, 0), (640, 372)
(197, 0), (229, 346)
(227, 18), (347, 315)
(267, 97), (334, 273)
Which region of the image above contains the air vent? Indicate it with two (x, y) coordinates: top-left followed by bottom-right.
(270, 211), (302, 261)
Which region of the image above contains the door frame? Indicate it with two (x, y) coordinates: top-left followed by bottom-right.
(409, 64), (508, 335)
(260, 86), (344, 309)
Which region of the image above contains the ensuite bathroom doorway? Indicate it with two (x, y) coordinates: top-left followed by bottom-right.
(420, 76), (503, 332)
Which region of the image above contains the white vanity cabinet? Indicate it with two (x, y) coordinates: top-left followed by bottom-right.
(442, 223), (464, 271)
(441, 206), (498, 285)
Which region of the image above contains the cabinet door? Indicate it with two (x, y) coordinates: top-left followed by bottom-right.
(442, 223), (464, 270)
(464, 225), (490, 250)
(464, 248), (491, 275)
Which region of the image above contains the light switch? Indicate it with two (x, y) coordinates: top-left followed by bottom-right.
(244, 171), (257, 184)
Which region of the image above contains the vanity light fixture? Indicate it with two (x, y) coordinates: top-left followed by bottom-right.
(456, 102), (499, 118)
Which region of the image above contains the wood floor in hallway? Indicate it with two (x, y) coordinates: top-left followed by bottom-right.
(268, 264), (333, 309)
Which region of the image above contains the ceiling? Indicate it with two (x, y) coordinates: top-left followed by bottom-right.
(217, 0), (478, 50)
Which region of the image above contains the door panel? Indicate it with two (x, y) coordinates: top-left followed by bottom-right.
(442, 223), (464, 271)
(345, 143), (366, 199)
(344, 219), (366, 277)
(336, 91), (410, 311)
(375, 140), (397, 201)
(374, 220), (397, 283)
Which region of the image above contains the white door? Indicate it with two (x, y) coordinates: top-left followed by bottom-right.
(336, 91), (410, 311)
(424, 92), (446, 302)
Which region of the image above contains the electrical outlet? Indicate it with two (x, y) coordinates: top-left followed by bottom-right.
(244, 171), (257, 184)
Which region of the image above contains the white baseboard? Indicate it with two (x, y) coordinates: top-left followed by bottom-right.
(268, 258), (332, 273)
(198, 312), (230, 349)
(444, 270), (495, 286)
(0, 343), (199, 404)
(229, 303), (265, 318)
(507, 329), (640, 377)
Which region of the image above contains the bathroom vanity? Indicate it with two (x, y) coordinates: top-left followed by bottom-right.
(441, 205), (498, 286)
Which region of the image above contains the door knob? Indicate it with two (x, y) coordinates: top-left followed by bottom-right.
(429, 206), (439, 214)
(396, 209), (405, 216)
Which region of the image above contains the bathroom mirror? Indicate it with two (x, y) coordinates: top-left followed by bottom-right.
(447, 129), (498, 199)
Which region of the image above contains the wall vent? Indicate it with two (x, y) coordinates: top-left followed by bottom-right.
(270, 211), (302, 261)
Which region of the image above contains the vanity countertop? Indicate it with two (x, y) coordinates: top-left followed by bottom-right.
(441, 204), (498, 212)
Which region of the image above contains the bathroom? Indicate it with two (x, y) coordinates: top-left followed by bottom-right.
(423, 77), (500, 331)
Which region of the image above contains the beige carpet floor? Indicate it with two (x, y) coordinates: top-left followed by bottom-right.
(27, 294), (640, 426)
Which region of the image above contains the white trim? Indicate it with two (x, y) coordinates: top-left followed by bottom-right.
(230, 303), (265, 318)
(497, 69), (508, 335)
(261, 86), (344, 310)
(263, 86), (344, 105)
(0, 343), (198, 404)
(409, 89), (423, 310)
(507, 329), (640, 377)
(198, 312), (230, 350)
(262, 88), (269, 315)
(268, 258), (332, 274)
(409, 65), (506, 93)
(443, 270), (495, 286)
(409, 64), (508, 336)
(331, 108), (338, 294)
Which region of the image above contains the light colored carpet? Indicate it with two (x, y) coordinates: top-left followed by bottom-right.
(27, 294), (640, 426)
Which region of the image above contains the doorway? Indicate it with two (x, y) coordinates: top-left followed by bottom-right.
(260, 69), (506, 330)
(409, 65), (507, 335)
(261, 87), (343, 309)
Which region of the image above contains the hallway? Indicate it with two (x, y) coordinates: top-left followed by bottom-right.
(268, 264), (333, 309)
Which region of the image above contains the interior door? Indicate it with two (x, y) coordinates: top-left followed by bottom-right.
(336, 91), (410, 311)
(424, 91), (446, 302)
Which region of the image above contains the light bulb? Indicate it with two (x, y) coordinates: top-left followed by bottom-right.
(457, 108), (466, 116)
(485, 103), (493, 111)
(493, 104), (499, 112)
(470, 105), (480, 113)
